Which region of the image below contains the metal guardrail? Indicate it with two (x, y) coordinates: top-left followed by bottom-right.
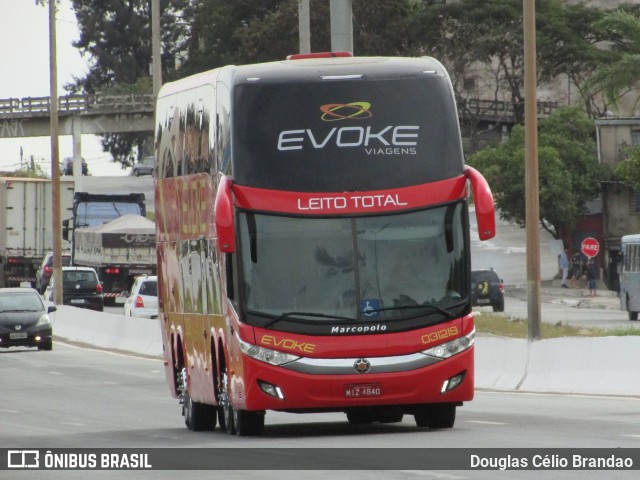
(0, 93), (557, 122)
(0, 94), (154, 117)
(459, 98), (559, 121)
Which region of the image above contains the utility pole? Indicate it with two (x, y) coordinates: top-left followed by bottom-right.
(330, 0), (353, 53)
(298, 0), (311, 54)
(523, 0), (541, 341)
(49, 0), (63, 305)
(152, 0), (162, 101)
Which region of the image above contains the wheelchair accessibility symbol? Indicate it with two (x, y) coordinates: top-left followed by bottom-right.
(361, 299), (381, 318)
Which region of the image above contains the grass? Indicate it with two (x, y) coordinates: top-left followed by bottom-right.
(474, 311), (640, 339)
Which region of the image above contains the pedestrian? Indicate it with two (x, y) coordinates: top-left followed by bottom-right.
(569, 252), (582, 288)
(586, 257), (597, 297)
(559, 248), (569, 288)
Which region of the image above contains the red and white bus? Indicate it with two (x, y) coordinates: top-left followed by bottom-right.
(154, 52), (495, 436)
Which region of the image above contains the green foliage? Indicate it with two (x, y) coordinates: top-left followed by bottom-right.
(475, 312), (640, 338)
(468, 107), (609, 238)
(588, 8), (640, 108)
(614, 145), (640, 190)
(69, 0), (189, 165)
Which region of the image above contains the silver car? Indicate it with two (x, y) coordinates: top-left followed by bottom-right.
(131, 156), (155, 177)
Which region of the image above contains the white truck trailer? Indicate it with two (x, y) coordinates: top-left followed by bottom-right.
(73, 213), (156, 303)
(0, 177), (74, 288)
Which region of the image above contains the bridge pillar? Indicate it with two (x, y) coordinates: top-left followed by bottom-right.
(72, 115), (83, 177)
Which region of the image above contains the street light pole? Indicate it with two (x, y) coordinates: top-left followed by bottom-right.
(330, 0), (353, 53)
(523, 0), (541, 341)
(49, 0), (63, 305)
(298, 0), (311, 54)
(151, 0), (162, 101)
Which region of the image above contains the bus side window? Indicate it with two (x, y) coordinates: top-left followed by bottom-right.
(225, 253), (237, 302)
(216, 82), (232, 176)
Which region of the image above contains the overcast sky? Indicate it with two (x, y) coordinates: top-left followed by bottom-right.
(0, 0), (129, 176)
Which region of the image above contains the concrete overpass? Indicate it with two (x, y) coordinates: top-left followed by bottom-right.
(0, 94), (154, 175)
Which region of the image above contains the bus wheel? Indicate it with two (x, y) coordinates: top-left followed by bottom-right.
(378, 408), (403, 423)
(627, 296), (638, 320)
(233, 409), (265, 436)
(184, 392), (217, 431)
(414, 403), (456, 429)
(346, 409), (375, 425)
(218, 370), (235, 435)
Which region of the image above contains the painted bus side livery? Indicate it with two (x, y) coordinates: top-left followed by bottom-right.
(154, 53), (496, 436)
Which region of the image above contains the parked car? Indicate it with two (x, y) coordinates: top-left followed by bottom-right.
(35, 252), (72, 294)
(123, 275), (158, 318)
(0, 288), (55, 351)
(471, 269), (505, 312)
(45, 266), (104, 312)
(131, 156), (155, 177)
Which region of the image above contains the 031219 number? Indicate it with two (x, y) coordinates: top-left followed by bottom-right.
(344, 383), (382, 398)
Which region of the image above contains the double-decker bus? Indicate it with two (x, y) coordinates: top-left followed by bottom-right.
(154, 52), (496, 436)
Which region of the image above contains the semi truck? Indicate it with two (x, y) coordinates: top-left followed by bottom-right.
(0, 177), (74, 288)
(63, 192), (155, 304)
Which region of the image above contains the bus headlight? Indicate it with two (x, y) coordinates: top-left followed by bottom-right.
(422, 328), (475, 359)
(238, 337), (300, 366)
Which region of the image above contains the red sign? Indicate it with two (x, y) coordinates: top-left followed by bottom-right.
(581, 237), (600, 258)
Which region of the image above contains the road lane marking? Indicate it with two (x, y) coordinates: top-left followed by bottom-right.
(399, 472), (465, 479)
(467, 420), (506, 425)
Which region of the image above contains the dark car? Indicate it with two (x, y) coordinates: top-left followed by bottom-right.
(0, 288), (56, 351)
(131, 156), (155, 177)
(35, 252), (72, 294)
(471, 269), (504, 312)
(46, 267), (104, 312)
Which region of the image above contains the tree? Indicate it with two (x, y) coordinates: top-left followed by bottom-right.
(614, 145), (640, 190)
(468, 107), (609, 239)
(70, 0), (190, 166)
(588, 8), (640, 110)
(180, 0), (419, 75)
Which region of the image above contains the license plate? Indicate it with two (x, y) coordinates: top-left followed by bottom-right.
(70, 299), (85, 304)
(10, 332), (28, 339)
(344, 383), (382, 398)
(477, 299), (490, 304)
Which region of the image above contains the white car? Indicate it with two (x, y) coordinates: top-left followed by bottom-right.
(123, 275), (158, 319)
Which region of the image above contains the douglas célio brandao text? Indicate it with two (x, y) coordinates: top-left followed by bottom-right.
(470, 453), (634, 470)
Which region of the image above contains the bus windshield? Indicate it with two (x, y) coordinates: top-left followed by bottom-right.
(239, 202), (468, 326)
(76, 202), (143, 228)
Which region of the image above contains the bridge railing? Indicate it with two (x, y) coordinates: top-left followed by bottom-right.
(0, 94), (154, 117)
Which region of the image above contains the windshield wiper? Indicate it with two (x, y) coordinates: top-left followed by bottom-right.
(263, 311), (355, 329)
(364, 303), (457, 319)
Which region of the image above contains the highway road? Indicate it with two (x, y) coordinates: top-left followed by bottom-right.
(1, 343), (639, 479)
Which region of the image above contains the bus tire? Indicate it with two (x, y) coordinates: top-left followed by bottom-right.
(378, 408), (404, 423)
(346, 409), (375, 425)
(233, 409), (265, 436)
(627, 296), (638, 320)
(218, 370), (235, 434)
(414, 403), (456, 429)
(184, 392), (217, 431)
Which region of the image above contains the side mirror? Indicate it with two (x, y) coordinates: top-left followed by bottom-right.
(215, 176), (236, 253)
(62, 219), (70, 241)
(48, 306), (57, 314)
(465, 166), (496, 241)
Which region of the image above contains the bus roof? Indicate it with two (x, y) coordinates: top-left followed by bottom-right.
(621, 234), (640, 245)
(158, 55), (450, 98)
